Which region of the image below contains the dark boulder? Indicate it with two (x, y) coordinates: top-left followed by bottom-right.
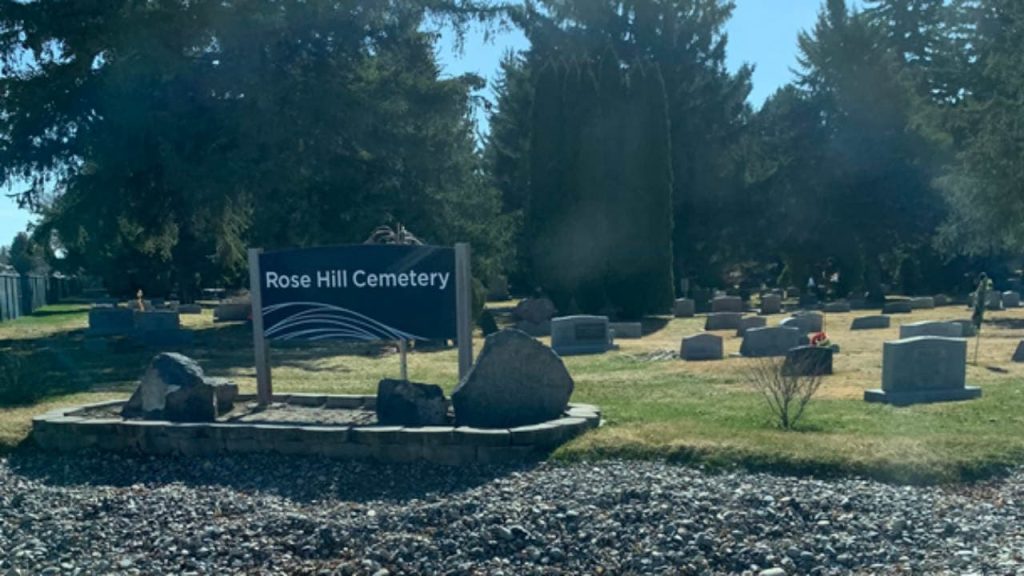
(452, 329), (574, 428)
(376, 379), (448, 426)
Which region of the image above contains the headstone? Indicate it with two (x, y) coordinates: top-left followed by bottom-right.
(849, 297), (869, 310)
(486, 275), (510, 301)
(711, 296), (743, 313)
(850, 315), (891, 330)
(899, 321), (963, 339)
(551, 315), (615, 356)
(179, 304), (203, 314)
(950, 319), (978, 337)
(214, 301), (251, 322)
(513, 297), (557, 325)
(121, 353), (238, 421)
(376, 379), (448, 426)
(909, 297), (935, 310)
(882, 300), (912, 314)
(760, 294), (782, 315)
(691, 288), (713, 313)
(609, 322), (642, 339)
(783, 345), (833, 376)
(864, 337), (980, 405)
(779, 312), (823, 334)
(1002, 291), (1021, 308)
(1013, 341), (1024, 362)
(680, 333), (723, 361)
(799, 293), (818, 307)
(822, 301), (850, 313)
(736, 316), (767, 337)
(705, 312), (743, 331)
(934, 294), (950, 307)
(986, 291), (1003, 311)
(740, 326), (801, 358)
(452, 329), (574, 428)
(134, 310), (180, 332)
(673, 298), (696, 318)
(88, 307), (135, 336)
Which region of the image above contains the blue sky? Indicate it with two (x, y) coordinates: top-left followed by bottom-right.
(0, 1), (840, 247)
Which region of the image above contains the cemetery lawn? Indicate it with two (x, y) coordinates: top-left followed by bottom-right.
(3, 302), (1024, 484)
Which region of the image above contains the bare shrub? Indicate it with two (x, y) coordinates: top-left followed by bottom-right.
(747, 357), (824, 430)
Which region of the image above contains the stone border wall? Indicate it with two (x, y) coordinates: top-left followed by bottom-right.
(31, 394), (602, 465)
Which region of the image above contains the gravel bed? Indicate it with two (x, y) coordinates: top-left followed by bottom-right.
(1, 452), (1022, 575)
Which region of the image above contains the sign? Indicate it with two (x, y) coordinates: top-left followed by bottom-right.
(257, 245), (456, 341)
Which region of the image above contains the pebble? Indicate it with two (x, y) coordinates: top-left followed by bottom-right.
(1, 452), (1023, 574)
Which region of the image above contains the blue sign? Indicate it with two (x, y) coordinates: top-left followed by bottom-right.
(257, 245), (456, 341)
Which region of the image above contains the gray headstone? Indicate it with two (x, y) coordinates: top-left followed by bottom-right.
(1002, 291), (1021, 308)
(88, 307), (135, 336)
(376, 379), (448, 426)
(134, 310), (180, 332)
(950, 319), (978, 337)
(740, 326), (801, 358)
(934, 294), (950, 307)
(850, 315), (891, 330)
(214, 301), (250, 322)
(711, 296), (743, 313)
(452, 329), (574, 428)
(779, 312), (823, 334)
(673, 298), (696, 318)
(1013, 341), (1024, 363)
(898, 320), (963, 339)
(822, 301), (850, 313)
(736, 316), (767, 337)
(705, 312), (743, 331)
(909, 297), (935, 310)
(179, 304), (203, 314)
(759, 294), (782, 315)
(783, 345), (833, 376)
(609, 322), (642, 339)
(882, 300), (913, 314)
(864, 337), (980, 405)
(680, 333), (723, 361)
(551, 315), (615, 356)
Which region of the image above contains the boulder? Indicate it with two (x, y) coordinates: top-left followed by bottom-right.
(122, 353), (237, 422)
(513, 298), (557, 325)
(376, 379), (448, 426)
(452, 329), (573, 428)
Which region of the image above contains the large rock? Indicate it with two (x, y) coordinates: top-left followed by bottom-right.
(513, 298), (557, 325)
(740, 326), (801, 358)
(122, 353), (237, 422)
(376, 379), (448, 426)
(452, 329), (574, 428)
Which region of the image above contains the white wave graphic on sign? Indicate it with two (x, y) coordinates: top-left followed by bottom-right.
(262, 302), (424, 341)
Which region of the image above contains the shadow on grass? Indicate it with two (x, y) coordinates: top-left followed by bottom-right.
(5, 446), (541, 503)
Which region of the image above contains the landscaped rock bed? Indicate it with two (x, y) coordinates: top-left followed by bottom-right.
(1, 455), (1022, 575)
(32, 394), (601, 465)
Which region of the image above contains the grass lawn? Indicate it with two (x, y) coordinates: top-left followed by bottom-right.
(2, 299), (1024, 484)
